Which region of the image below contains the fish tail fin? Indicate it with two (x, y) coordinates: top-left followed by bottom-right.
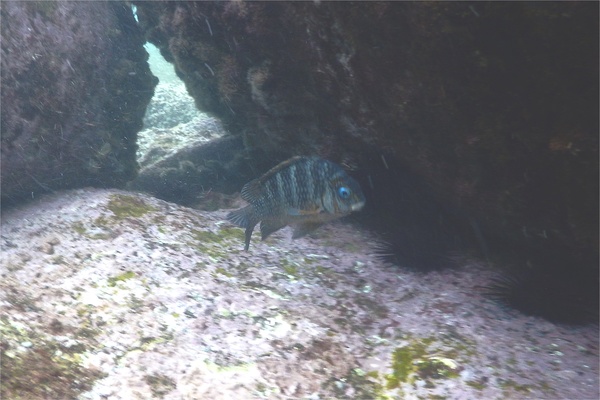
(227, 206), (259, 251)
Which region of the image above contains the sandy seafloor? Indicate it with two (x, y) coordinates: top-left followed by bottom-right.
(1, 188), (598, 400)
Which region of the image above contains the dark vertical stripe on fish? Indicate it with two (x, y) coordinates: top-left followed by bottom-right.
(264, 178), (278, 214)
(275, 170), (287, 205)
(287, 163), (297, 207)
(315, 159), (325, 201)
(296, 161), (309, 206)
(301, 160), (311, 206)
(287, 165), (298, 206)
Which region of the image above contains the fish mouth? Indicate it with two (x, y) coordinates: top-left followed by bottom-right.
(351, 201), (365, 211)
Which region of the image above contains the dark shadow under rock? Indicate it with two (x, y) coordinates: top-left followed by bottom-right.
(351, 149), (482, 272)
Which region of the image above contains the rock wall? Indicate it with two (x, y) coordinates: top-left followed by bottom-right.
(134, 1), (598, 270)
(1, 1), (157, 203)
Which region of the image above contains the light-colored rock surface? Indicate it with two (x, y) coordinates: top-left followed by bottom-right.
(137, 113), (226, 170)
(1, 189), (598, 399)
(139, 45), (226, 170)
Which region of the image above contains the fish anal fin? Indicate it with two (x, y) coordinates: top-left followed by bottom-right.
(260, 218), (287, 241)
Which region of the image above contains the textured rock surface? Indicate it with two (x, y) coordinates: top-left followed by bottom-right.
(1, 188), (598, 399)
(142, 81), (199, 131)
(131, 76), (237, 205)
(1, 1), (156, 202)
(130, 135), (245, 205)
(134, 1), (598, 273)
(132, 56), (273, 207)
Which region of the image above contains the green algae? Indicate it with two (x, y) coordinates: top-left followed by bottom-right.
(242, 281), (287, 300)
(314, 265), (333, 275)
(4, 290), (40, 313)
(191, 229), (222, 243)
(280, 258), (301, 279)
(255, 382), (277, 397)
(24, 1), (59, 20)
(415, 356), (460, 380)
(107, 194), (157, 220)
(386, 341), (429, 388)
(500, 379), (534, 393)
(75, 326), (102, 339)
(93, 216), (111, 227)
(214, 267), (234, 278)
(216, 226), (246, 242)
(107, 271), (136, 287)
(385, 336), (461, 392)
(192, 225), (245, 245)
(194, 261), (208, 270)
(71, 218), (117, 240)
(50, 255), (66, 265)
(188, 226), (246, 259)
(326, 367), (386, 399)
(354, 295), (389, 319)
(0, 316), (105, 400)
(466, 379), (487, 390)
(144, 373), (177, 397)
(72, 221), (87, 235)
(127, 294), (146, 313)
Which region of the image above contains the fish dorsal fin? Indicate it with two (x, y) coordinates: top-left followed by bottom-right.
(241, 156), (308, 203)
(240, 178), (262, 202)
(258, 156), (308, 183)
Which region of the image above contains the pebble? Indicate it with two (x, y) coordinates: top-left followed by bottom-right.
(38, 242), (55, 254)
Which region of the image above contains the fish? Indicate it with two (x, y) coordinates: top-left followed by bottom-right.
(227, 156), (366, 250)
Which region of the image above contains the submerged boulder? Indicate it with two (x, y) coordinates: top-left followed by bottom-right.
(1, 188), (598, 399)
(134, 1), (598, 286)
(1, 1), (157, 203)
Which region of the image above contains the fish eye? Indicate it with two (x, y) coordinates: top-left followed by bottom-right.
(337, 186), (351, 199)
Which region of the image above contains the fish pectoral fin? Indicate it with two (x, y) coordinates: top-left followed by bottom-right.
(260, 218), (287, 241)
(292, 222), (324, 239)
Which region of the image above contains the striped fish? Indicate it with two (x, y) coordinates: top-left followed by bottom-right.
(227, 156), (365, 250)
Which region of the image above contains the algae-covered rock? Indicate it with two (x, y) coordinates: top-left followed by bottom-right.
(1, 1), (157, 203)
(0, 188), (598, 399)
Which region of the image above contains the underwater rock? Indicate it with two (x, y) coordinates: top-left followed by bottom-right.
(0, 188), (598, 399)
(130, 135), (255, 206)
(134, 1), (598, 317)
(1, 1), (157, 204)
(142, 81), (200, 130)
(136, 114), (227, 170)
